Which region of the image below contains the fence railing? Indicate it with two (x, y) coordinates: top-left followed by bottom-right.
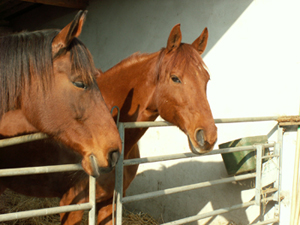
(1, 115), (298, 224)
(114, 116), (287, 225)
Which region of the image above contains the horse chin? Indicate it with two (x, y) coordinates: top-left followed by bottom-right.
(187, 135), (212, 155)
(98, 166), (114, 174)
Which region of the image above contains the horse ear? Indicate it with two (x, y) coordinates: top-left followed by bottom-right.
(192, 27), (208, 55)
(166, 24), (182, 52)
(52, 10), (87, 56)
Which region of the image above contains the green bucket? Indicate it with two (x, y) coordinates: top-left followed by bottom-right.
(219, 135), (269, 176)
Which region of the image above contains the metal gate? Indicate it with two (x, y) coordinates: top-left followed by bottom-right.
(0, 133), (97, 224)
(114, 116), (289, 225)
(0, 116), (297, 224)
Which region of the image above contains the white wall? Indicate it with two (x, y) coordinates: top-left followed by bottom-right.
(14, 0), (300, 224)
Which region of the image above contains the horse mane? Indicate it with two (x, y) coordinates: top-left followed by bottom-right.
(105, 52), (153, 73)
(0, 29), (97, 119)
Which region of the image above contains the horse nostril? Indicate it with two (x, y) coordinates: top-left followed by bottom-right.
(195, 129), (205, 147)
(109, 150), (120, 168)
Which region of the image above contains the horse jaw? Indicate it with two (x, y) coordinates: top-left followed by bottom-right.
(0, 110), (38, 137)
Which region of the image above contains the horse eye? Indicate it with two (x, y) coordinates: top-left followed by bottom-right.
(171, 75), (181, 84)
(73, 81), (87, 89)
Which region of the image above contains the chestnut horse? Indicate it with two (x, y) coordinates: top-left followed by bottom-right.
(0, 24), (217, 224)
(0, 11), (121, 177)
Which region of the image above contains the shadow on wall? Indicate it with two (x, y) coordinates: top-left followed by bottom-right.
(9, 0), (254, 70)
(125, 160), (276, 225)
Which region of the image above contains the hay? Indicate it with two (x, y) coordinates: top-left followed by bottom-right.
(0, 189), (61, 225)
(122, 209), (161, 225)
(0, 190), (238, 225)
(0, 190), (160, 225)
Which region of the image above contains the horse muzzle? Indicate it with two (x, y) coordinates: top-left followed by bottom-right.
(188, 128), (217, 154)
(82, 150), (120, 178)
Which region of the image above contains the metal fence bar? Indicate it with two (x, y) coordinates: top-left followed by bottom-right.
(123, 143), (275, 166)
(214, 116), (279, 124)
(0, 163), (82, 177)
(122, 116), (281, 129)
(88, 176), (96, 225)
(255, 145), (263, 206)
(276, 127), (284, 222)
(0, 202), (92, 222)
(0, 116), (291, 149)
(0, 133), (48, 148)
(115, 123), (125, 225)
(161, 197), (275, 225)
(122, 173), (256, 204)
(251, 218), (280, 225)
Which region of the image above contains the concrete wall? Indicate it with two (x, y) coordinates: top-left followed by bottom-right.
(13, 0), (300, 224)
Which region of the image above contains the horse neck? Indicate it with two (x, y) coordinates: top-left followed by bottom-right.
(98, 52), (161, 156)
(98, 51), (161, 123)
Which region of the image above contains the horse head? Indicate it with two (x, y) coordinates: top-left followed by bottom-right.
(18, 11), (121, 177)
(153, 24), (217, 154)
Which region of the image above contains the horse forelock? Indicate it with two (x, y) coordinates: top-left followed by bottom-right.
(68, 38), (98, 85)
(157, 44), (210, 81)
(0, 30), (57, 118)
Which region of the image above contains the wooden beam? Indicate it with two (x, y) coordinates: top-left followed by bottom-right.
(0, 2), (36, 20)
(21, 0), (88, 9)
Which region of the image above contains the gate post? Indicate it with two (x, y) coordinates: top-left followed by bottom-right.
(115, 123), (125, 225)
(255, 144), (263, 207)
(88, 175), (96, 225)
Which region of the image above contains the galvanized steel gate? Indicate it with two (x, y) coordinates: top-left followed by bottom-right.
(0, 116), (292, 224)
(115, 116), (285, 225)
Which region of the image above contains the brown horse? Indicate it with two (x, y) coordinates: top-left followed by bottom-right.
(0, 11), (121, 177)
(0, 24), (217, 224)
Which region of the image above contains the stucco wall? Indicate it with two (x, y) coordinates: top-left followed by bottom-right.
(13, 0), (300, 224)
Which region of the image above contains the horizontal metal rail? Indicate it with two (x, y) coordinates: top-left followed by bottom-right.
(161, 196), (275, 225)
(123, 143), (275, 166)
(123, 116), (281, 129)
(0, 132), (48, 148)
(0, 202), (92, 222)
(123, 173), (256, 204)
(0, 115), (292, 149)
(251, 218), (280, 225)
(0, 163), (82, 177)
